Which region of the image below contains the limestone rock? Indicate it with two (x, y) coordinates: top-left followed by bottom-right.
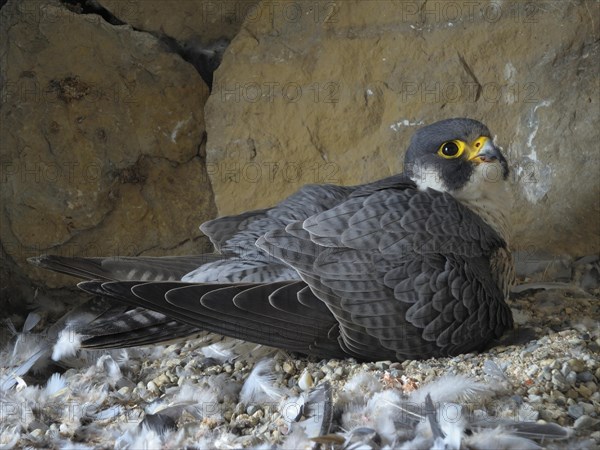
(205, 0), (599, 256)
(1, 0), (216, 288)
(95, 1), (261, 87)
(98, 0), (260, 43)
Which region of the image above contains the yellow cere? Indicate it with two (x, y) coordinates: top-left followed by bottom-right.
(467, 136), (490, 162)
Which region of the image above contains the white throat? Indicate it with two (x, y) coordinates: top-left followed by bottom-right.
(454, 168), (512, 243)
(413, 163), (512, 243)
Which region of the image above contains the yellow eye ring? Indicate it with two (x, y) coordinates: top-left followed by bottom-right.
(437, 140), (465, 159)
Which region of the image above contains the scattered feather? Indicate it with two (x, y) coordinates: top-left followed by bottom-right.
(91, 405), (124, 421)
(463, 427), (543, 450)
(23, 311), (42, 332)
(280, 395), (305, 425)
(281, 426), (312, 449)
(115, 349), (130, 367)
(59, 443), (95, 450)
(343, 427), (383, 450)
(239, 359), (286, 404)
(116, 425), (163, 450)
(0, 348), (48, 392)
(297, 382), (333, 439)
(97, 355), (122, 384)
(139, 413), (177, 435)
(0, 426), (20, 450)
(44, 372), (67, 398)
(52, 326), (83, 361)
(409, 375), (494, 404)
(339, 373), (382, 406)
(483, 359), (508, 381)
(201, 341), (236, 363)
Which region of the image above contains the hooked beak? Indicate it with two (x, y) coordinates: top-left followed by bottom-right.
(467, 136), (502, 164)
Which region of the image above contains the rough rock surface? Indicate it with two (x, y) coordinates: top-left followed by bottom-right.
(99, 0), (260, 43)
(205, 0), (599, 256)
(0, 0), (216, 290)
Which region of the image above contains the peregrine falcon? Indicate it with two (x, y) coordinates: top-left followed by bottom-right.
(30, 118), (514, 361)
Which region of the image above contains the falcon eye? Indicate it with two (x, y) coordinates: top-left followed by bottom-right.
(437, 140), (464, 159)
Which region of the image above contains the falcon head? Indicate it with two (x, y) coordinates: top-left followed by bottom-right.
(404, 118), (509, 193)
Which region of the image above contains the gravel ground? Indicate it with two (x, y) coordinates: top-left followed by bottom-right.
(1, 261), (598, 449)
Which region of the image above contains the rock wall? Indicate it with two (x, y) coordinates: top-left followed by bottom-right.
(0, 0), (217, 291)
(99, 0), (259, 43)
(1, 0), (598, 303)
(205, 0), (599, 257)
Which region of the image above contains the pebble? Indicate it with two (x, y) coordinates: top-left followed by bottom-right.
(205, 366), (222, 375)
(117, 386), (130, 396)
(282, 362), (295, 374)
(298, 369), (313, 391)
(542, 367), (552, 381)
(551, 370), (567, 390)
(568, 404), (584, 419)
(312, 370), (325, 382)
(527, 386), (541, 395)
(577, 371), (594, 382)
(525, 364), (539, 377)
(569, 358), (587, 372)
(153, 373), (170, 388)
(565, 371), (577, 386)
(574, 415), (600, 430)
(566, 388), (579, 399)
(234, 413), (259, 428)
(579, 402), (596, 415)
(577, 385), (593, 398)
(375, 361), (391, 370)
(29, 429), (44, 439)
(234, 403), (245, 415)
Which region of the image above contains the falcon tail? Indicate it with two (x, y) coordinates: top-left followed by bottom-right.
(28, 254), (223, 282)
(28, 255), (344, 359)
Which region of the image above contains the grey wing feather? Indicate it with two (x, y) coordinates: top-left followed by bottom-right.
(200, 184), (353, 258)
(73, 276), (345, 357)
(80, 307), (203, 349)
(469, 419), (570, 440)
(259, 187), (513, 360)
(29, 254), (224, 281)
